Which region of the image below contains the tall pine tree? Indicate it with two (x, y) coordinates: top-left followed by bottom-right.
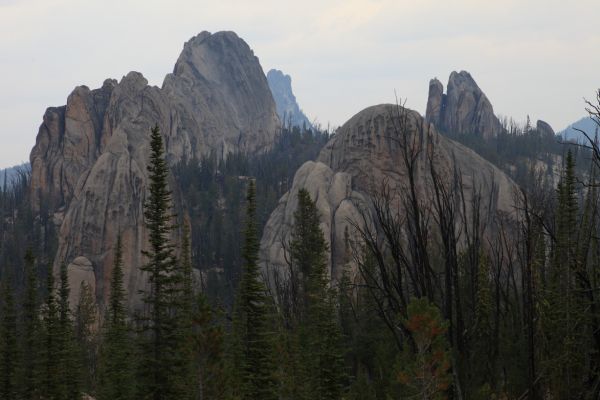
(193, 293), (226, 400)
(57, 263), (82, 400)
(0, 274), (18, 400)
(174, 224), (196, 399)
(41, 270), (60, 399)
(138, 124), (186, 400)
(230, 179), (277, 400)
(289, 188), (346, 400)
(98, 235), (134, 400)
(548, 150), (584, 395)
(20, 249), (40, 399)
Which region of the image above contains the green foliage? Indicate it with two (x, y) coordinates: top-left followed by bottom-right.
(98, 235), (135, 400)
(443, 121), (590, 188)
(58, 263), (82, 400)
(173, 126), (329, 304)
(6, 104), (600, 399)
(0, 275), (18, 400)
(288, 188), (347, 400)
(41, 271), (60, 399)
(339, 255), (397, 400)
(192, 293), (226, 400)
(76, 281), (98, 394)
(542, 150), (587, 396)
(229, 180), (277, 400)
(137, 125), (189, 399)
(19, 249), (40, 399)
(175, 224), (197, 398)
(394, 298), (451, 400)
(37, 265), (81, 400)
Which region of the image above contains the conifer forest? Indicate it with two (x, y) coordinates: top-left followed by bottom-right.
(1, 8), (600, 399)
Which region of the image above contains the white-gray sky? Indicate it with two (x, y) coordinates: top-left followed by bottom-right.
(1, 0), (599, 168)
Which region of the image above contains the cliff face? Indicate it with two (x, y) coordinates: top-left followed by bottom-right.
(164, 32), (280, 159)
(30, 31), (280, 308)
(426, 71), (503, 140)
(260, 104), (517, 282)
(266, 69), (312, 129)
(536, 119), (555, 139)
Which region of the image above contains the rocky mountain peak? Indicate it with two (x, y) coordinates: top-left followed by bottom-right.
(425, 78), (444, 126)
(426, 70), (503, 140)
(30, 31), (279, 309)
(448, 70), (479, 93)
(267, 69), (312, 129)
(163, 30), (279, 158)
(121, 71), (149, 89)
(173, 31), (255, 80)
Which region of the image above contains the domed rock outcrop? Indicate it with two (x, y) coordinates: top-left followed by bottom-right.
(536, 119), (555, 138)
(260, 104), (517, 282)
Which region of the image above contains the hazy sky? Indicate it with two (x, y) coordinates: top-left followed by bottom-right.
(1, 0), (599, 168)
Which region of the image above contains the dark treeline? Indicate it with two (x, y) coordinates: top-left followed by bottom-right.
(173, 125), (329, 304)
(445, 114), (593, 189)
(0, 164), (58, 298)
(2, 94), (600, 399)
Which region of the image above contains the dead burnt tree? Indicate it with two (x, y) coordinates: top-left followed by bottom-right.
(345, 103), (439, 353)
(514, 186), (542, 400)
(348, 183), (411, 351)
(388, 104), (436, 302)
(427, 145), (463, 353)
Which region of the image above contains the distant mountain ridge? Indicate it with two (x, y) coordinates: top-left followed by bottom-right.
(267, 69), (312, 129)
(559, 116), (599, 142)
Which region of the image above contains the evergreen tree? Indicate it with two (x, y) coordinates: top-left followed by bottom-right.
(98, 235), (135, 400)
(341, 251), (396, 400)
(138, 124), (186, 400)
(545, 149), (585, 396)
(290, 188), (346, 400)
(230, 179), (277, 400)
(41, 270), (60, 399)
(193, 293), (226, 400)
(394, 297), (451, 400)
(174, 224), (196, 398)
(76, 281), (98, 395)
(19, 249), (40, 399)
(57, 263), (81, 400)
(0, 274), (18, 400)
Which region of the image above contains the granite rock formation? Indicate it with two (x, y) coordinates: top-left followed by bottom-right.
(260, 104), (517, 282)
(426, 71), (503, 140)
(30, 31), (280, 309)
(267, 69), (312, 129)
(536, 120), (555, 138)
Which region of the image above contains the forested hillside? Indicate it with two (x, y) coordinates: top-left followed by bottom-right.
(2, 98), (600, 398)
(1, 26), (600, 400)
(173, 125), (329, 304)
